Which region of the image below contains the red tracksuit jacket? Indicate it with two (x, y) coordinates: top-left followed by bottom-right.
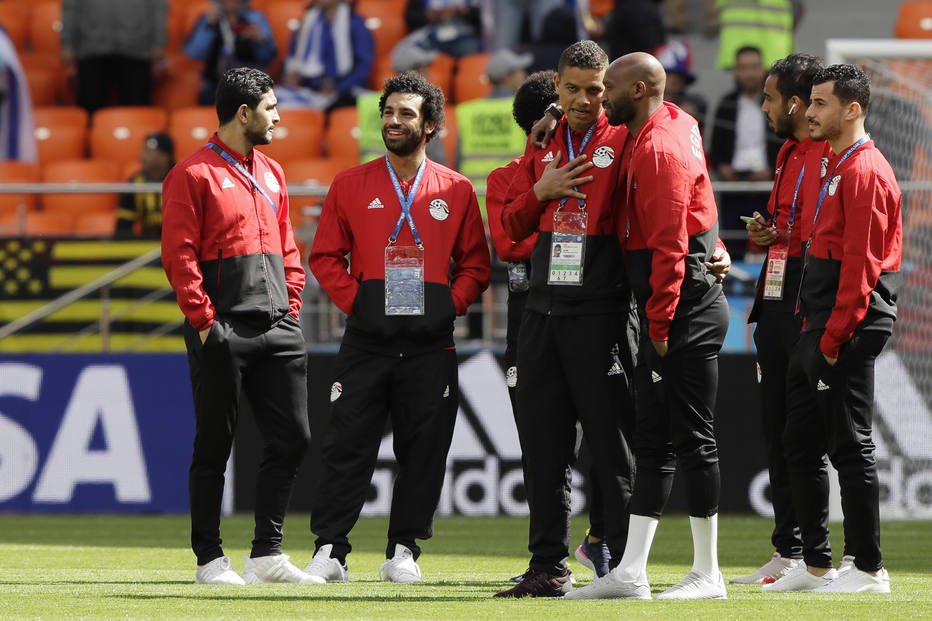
(308, 156), (490, 356)
(503, 113), (631, 316)
(799, 138), (902, 358)
(161, 135), (304, 332)
(486, 157), (536, 263)
(620, 102), (720, 342)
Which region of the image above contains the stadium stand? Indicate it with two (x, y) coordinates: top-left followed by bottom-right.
(168, 105), (217, 161)
(41, 159), (120, 215)
(0, 2), (29, 51)
(256, 107), (326, 165)
(89, 106), (168, 163)
(153, 52), (204, 111)
(0, 160), (39, 216)
(73, 211), (117, 237)
(325, 106), (361, 160)
(895, 1), (932, 38)
(264, 0), (305, 64)
(452, 52), (492, 104)
(20, 58), (58, 106)
(356, 0), (408, 59)
(23, 210), (74, 236)
(32, 105), (88, 165)
(28, 0), (62, 56)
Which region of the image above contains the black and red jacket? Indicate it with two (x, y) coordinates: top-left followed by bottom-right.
(308, 156), (490, 356)
(503, 113), (631, 316)
(748, 136), (832, 322)
(798, 138), (902, 358)
(162, 134), (304, 332)
(486, 157), (536, 263)
(619, 102), (720, 342)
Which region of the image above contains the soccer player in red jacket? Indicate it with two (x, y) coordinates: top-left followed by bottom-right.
(161, 68), (313, 585)
(567, 52), (729, 601)
(305, 72), (490, 584)
(763, 64), (901, 594)
(733, 53), (830, 585)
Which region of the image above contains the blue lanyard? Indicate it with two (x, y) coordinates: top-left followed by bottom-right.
(206, 143), (278, 215)
(808, 135), (870, 242)
(385, 154), (426, 248)
(559, 122), (596, 208)
(785, 164), (805, 235)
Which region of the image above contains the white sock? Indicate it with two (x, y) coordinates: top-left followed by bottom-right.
(613, 514), (659, 581)
(689, 514), (719, 578)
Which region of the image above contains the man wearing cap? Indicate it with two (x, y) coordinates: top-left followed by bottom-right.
(116, 132), (175, 239)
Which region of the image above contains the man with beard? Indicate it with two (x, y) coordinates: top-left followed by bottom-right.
(566, 52), (729, 600)
(493, 40), (638, 599)
(162, 67), (314, 585)
(305, 71), (490, 583)
(733, 52), (835, 585)
(763, 64), (901, 594)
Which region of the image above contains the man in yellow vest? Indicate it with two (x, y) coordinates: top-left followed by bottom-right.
(715, 0), (801, 69)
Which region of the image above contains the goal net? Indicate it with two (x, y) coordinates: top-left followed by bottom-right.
(827, 39), (932, 518)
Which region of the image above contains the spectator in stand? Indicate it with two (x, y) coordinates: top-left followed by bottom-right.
(399, 0), (482, 59)
(61, 0), (167, 114)
(605, 0), (666, 61)
(709, 45), (781, 260)
(715, 0), (803, 70)
(278, 0), (373, 110)
(481, 0), (567, 51)
(654, 40), (707, 135)
(116, 132), (175, 239)
(0, 26), (36, 162)
(524, 5), (578, 75)
(183, 0), (277, 106)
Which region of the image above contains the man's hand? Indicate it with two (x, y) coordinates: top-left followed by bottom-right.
(199, 326), (211, 344)
(531, 114), (559, 148)
(747, 211), (778, 247)
(823, 353), (837, 366)
(705, 246), (731, 283)
(532, 150), (594, 203)
(652, 339), (668, 357)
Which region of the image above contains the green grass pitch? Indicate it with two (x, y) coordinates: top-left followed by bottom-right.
(0, 514), (929, 619)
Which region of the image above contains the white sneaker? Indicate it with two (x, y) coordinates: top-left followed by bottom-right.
(304, 544), (349, 583)
(379, 544), (423, 583)
(762, 563), (837, 592)
(813, 567), (890, 593)
(656, 571), (727, 600)
(242, 554), (324, 584)
(730, 553), (801, 584)
(564, 569), (651, 600)
(838, 555), (856, 574)
(195, 556), (245, 585)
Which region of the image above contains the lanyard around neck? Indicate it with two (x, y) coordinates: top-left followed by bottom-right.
(386, 154), (427, 248)
(807, 134), (870, 245)
(559, 122), (596, 209)
(207, 143), (278, 215)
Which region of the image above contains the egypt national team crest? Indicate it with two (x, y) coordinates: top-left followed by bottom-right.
(820, 157), (830, 179)
(330, 381), (343, 402)
(828, 175), (841, 197)
(506, 365), (518, 388)
(756, 362), (762, 384)
(264, 171), (280, 193)
(592, 145), (615, 168)
(429, 198), (450, 221)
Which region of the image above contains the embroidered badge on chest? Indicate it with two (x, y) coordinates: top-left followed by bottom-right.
(828, 175), (841, 196)
(592, 145), (615, 168)
(264, 171), (280, 193)
(820, 157), (829, 179)
(429, 198), (450, 221)
(330, 381), (343, 402)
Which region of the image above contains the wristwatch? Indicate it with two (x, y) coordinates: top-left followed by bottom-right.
(545, 102), (563, 120)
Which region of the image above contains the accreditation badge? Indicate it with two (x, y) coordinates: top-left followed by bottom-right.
(763, 243), (788, 300)
(548, 210), (587, 286)
(384, 245), (425, 315)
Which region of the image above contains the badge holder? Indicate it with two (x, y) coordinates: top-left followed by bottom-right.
(385, 245), (425, 315)
(763, 242), (788, 300)
(548, 210), (587, 286)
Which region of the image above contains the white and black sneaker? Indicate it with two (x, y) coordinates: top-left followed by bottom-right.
(379, 544), (422, 583)
(304, 544), (349, 583)
(195, 556), (245, 585)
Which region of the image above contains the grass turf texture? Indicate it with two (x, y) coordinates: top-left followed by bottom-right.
(0, 515), (929, 619)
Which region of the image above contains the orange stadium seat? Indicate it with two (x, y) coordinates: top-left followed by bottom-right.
(426, 53), (455, 102)
(264, 0), (306, 62)
(0, 161), (39, 216)
(73, 211), (117, 237)
(256, 107), (325, 165)
(19, 52), (65, 106)
(41, 159), (121, 215)
(28, 1), (62, 55)
(896, 2), (932, 38)
(0, 3), (29, 51)
(439, 105), (458, 170)
(357, 2), (408, 59)
(90, 107), (168, 163)
(284, 156), (355, 203)
(33, 106), (88, 165)
(154, 53), (204, 111)
(325, 106), (360, 160)
(169, 106), (217, 161)
(452, 52), (492, 104)
(24, 211), (75, 236)
(181, 1), (212, 45)
(589, 0), (614, 18)
(367, 53), (394, 91)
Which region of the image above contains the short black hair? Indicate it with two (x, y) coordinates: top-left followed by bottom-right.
(215, 67), (274, 125)
(557, 40), (608, 76)
(768, 53), (824, 104)
(378, 71), (445, 142)
(736, 45), (763, 60)
(813, 63), (871, 114)
(513, 70), (558, 136)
